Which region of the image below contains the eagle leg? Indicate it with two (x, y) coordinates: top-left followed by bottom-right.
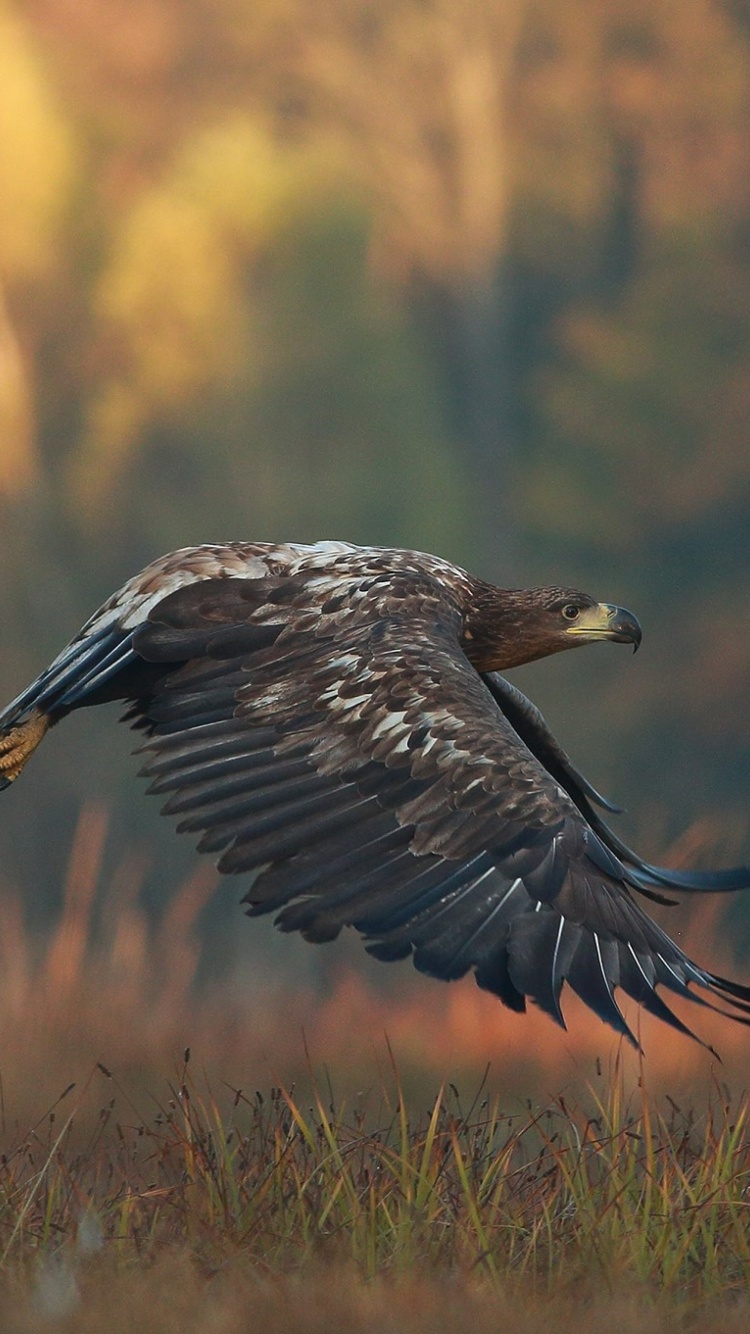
(0, 710), (50, 784)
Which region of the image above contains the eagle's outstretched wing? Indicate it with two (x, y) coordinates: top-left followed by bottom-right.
(1, 545), (748, 1049)
(119, 569), (750, 1048)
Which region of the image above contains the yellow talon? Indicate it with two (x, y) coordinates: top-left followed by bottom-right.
(0, 710), (50, 782)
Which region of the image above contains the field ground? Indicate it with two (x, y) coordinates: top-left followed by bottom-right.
(0, 1051), (749, 1330)
(0, 812), (748, 1328)
(4, 1259), (750, 1334)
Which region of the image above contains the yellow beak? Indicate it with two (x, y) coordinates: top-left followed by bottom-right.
(565, 603), (642, 651)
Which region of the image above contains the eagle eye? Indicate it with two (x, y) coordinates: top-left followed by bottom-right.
(561, 604), (580, 621)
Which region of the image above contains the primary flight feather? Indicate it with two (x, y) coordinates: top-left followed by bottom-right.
(1, 539), (748, 1049)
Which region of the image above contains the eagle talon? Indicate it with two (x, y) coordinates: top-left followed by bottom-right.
(0, 711), (50, 781)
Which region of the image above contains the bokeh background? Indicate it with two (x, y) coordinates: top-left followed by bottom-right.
(0, 0), (748, 1106)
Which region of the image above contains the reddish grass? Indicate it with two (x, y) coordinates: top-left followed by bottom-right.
(0, 807), (745, 1328)
(0, 805), (746, 1127)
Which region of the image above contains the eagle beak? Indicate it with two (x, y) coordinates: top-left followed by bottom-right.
(566, 603), (642, 652)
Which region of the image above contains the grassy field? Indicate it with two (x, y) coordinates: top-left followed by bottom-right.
(0, 1058), (750, 1330)
(0, 809), (748, 1329)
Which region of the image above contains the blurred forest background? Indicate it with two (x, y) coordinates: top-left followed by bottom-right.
(0, 0), (748, 996)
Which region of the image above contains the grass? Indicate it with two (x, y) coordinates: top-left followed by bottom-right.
(0, 806), (748, 1328)
(0, 1057), (750, 1329)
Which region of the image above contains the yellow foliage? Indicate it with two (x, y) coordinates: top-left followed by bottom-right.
(0, 4), (77, 495)
(99, 193), (242, 404)
(0, 282), (36, 497)
(0, 3), (76, 280)
(70, 118), (347, 512)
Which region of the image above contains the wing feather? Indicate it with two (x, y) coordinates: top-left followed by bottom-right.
(122, 568), (750, 1047)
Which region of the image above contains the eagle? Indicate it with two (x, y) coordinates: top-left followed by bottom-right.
(0, 540), (748, 1048)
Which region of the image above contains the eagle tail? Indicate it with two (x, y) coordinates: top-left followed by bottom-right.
(580, 808), (750, 894)
(629, 862), (750, 893)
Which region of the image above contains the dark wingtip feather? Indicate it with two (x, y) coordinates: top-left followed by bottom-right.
(633, 863), (750, 893)
(366, 938), (413, 962)
(706, 971), (750, 1012)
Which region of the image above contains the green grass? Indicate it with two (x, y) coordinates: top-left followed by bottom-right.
(0, 1051), (749, 1329)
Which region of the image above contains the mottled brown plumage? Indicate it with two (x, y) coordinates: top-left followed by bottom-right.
(1, 540), (748, 1050)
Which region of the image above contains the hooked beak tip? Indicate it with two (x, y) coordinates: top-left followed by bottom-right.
(605, 604), (642, 652)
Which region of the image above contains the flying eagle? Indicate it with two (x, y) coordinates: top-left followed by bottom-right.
(0, 540), (748, 1047)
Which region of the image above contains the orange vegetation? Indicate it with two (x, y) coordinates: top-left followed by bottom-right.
(0, 805), (747, 1125)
